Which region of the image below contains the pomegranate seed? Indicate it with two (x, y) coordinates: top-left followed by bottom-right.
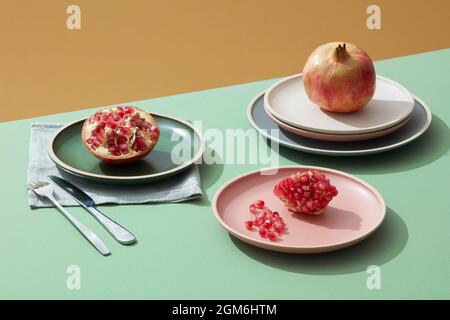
(133, 136), (149, 151)
(118, 143), (128, 152)
(255, 200), (265, 209)
(300, 175), (309, 183)
(244, 200), (287, 241)
(124, 106), (134, 114)
(273, 221), (285, 232)
(117, 136), (127, 144)
(107, 121), (118, 129)
(108, 146), (118, 152)
(262, 221), (273, 229)
(259, 227), (268, 238)
(255, 218), (264, 227)
(152, 126), (160, 139)
(121, 127), (132, 135)
(267, 229), (279, 241)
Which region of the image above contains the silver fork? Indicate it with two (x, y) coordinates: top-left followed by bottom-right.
(28, 181), (110, 256)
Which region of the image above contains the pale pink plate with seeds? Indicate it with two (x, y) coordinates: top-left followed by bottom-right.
(212, 166), (386, 254)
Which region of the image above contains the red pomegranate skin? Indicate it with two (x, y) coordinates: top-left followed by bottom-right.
(302, 42), (376, 113)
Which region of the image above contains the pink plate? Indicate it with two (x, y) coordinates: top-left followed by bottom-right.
(264, 103), (411, 142)
(213, 166), (386, 253)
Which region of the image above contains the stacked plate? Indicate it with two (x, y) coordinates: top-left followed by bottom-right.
(248, 74), (432, 156)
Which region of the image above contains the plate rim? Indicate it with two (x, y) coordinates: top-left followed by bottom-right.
(212, 166), (386, 253)
(48, 112), (205, 181)
(248, 91), (432, 156)
(264, 99), (412, 142)
(264, 73), (415, 134)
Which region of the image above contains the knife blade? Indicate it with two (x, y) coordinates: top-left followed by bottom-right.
(48, 175), (136, 245)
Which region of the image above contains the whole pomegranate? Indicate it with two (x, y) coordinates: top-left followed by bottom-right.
(81, 106), (160, 164)
(273, 170), (338, 215)
(303, 42), (376, 113)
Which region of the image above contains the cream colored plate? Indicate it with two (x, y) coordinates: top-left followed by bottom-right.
(264, 102), (412, 142)
(265, 74), (415, 135)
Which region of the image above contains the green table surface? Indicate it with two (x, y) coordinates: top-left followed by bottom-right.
(1, 49), (449, 299)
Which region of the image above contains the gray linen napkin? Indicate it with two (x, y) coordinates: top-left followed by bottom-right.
(28, 123), (202, 208)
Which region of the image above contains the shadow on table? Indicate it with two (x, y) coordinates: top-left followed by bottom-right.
(230, 207), (408, 275)
(192, 147), (224, 207)
(56, 164), (212, 207)
(276, 115), (449, 174)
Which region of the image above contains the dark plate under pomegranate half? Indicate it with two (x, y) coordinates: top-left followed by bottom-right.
(81, 106), (160, 164)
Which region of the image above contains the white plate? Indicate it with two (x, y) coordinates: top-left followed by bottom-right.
(249, 92), (432, 156)
(265, 74), (415, 135)
(264, 100), (412, 142)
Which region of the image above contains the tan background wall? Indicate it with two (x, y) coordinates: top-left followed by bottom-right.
(1, 0), (449, 122)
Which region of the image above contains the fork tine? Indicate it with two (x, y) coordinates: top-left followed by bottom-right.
(27, 182), (37, 189)
(27, 181), (47, 189)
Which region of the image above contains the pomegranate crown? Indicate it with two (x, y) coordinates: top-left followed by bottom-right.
(334, 43), (349, 61)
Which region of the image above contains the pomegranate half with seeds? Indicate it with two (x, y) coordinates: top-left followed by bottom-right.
(81, 106), (160, 164)
(273, 170), (338, 215)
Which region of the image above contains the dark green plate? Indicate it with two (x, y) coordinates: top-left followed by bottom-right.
(48, 113), (203, 184)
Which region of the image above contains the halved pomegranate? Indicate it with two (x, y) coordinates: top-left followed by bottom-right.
(273, 170), (338, 215)
(81, 106), (160, 164)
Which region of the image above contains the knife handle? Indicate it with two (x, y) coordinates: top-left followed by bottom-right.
(87, 207), (137, 245)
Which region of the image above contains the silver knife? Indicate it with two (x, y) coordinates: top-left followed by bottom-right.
(48, 175), (136, 245)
